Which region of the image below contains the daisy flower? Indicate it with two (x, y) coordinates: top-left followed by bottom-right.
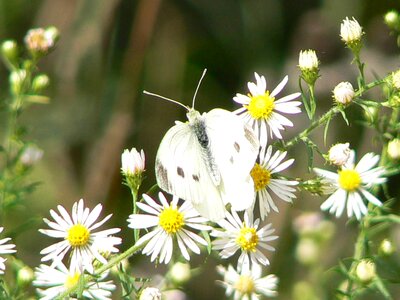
(250, 146), (298, 220)
(0, 227), (16, 274)
(34, 262), (115, 300)
(127, 192), (212, 264)
(211, 210), (278, 270)
(234, 72), (301, 146)
(39, 199), (121, 272)
(217, 264), (278, 300)
(314, 151), (386, 220)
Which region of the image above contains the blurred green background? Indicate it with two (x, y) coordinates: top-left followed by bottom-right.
(1, 0), (400, 299)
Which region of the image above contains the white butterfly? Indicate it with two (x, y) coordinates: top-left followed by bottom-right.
(145, 70), (259, 221)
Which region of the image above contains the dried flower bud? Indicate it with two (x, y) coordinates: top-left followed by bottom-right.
(388, 138), (400, 160)
(340, 17), (363, 45)
(24, 27), (57, 55)
(299, 50), (319, 85)
(333, 82), (355, 105)
(328, 143), (351, 166)
(355, 259), (376, 284)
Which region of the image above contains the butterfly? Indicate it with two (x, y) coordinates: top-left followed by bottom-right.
(145, 70), (259, 221)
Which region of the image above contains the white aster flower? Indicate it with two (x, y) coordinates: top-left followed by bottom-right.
(234, 73), (301, 147)
(211, 210), (278, 270)
(128, 192), (212, 264)
(121, 148), (145, 176)
(314, 151), (386, 220)
(39, 199), (121, 272)
(0, 227), (16, 275)
(340, 17), (363, 44)
(217, 264), (278, 300)
(250, 146), (298, 220)
(34, 262), (115, 300)
(328, 142), (351, 166)
(333, 82), (355, 105)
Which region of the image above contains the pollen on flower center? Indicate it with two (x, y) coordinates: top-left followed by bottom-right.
(236, 226), (259, 252)
(251, 163), (271, 191)
(64, 272), (80, 290)
(338, 169), (361, 191)
(235, 275), (255, 295)
(67, 224), (90, 247)
(245, 92), (275, 120)
(159, 206), (184, 234)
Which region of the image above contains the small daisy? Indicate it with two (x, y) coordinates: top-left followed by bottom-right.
(217, 264), (278, 300)
(211, 210), (278, 270)
(251, 146), (298, 220)
(34, 262), (115, 300)
(128, 192), (212, 264)
(314, 151), (386, 220)
(39, 199), (121, 272)
(234, 72), (301, 146)
(0, 227), (16, 274)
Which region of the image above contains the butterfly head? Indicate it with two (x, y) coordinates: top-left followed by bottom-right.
(186, 108), (201, 123)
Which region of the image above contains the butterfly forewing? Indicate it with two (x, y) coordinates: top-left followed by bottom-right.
(155, 120), (226, 221)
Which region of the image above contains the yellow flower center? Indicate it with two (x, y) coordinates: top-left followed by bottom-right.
(338, 169), (361, 191)
(236, 225), (259, 252)
(67, 224), (90, 247)
(235, 275), (255, 295)
(245, 92), (275, 120)
(159, 206), (184, 234)
(250, 163), (271, 191)
(64, 272), (81, 290)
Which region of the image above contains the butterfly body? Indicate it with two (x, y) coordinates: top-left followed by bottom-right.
(155, 107), (259, 221)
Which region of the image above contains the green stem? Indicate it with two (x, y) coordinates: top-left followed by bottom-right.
(55, 242), (146, 300)
(285, 80), (385, 149)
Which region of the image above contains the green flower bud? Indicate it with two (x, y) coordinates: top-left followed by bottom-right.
(379, 239), (395, 256)
(32, 74), (50, 93)
(17, 266), (34, 286)
(1, 40), (18, 66)
(9, 69), (27, 96)
(384, 10), (400, 31)
(355, 259), (376, 284)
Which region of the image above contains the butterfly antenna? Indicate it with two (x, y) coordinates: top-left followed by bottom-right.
(143, 90), (189, 111)
(192, 68), (207, 108)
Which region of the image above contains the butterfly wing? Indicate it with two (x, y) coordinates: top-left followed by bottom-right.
(155, 121), (226, 221)
(205, 108), (259, 211)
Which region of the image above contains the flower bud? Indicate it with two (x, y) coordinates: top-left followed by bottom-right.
(121, 148), (145, 176)
(10, 69), (27, 96)
(328, 143), (351, 166)
(295, 238), (320, 266)
(32, 74), (50, 93)
(333, 82), (355, 105)
(17, 266), (34, 286)
(355, 259), (376, 284)
(45, 26), (60, 45)
(379, 239), (395, 256)
(388, 139), (400, 160)
(340, 17), (363, 50)
(299, 50), (319, 85)
(169, 262), (191, 285)
(1, 40), (18, 66)
(139, 287), (162, 300)
(384, 10), (400, 31)
(20, 145), (43, 166)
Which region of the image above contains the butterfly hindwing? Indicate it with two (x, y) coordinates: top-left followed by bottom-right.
(204, 109), (259, 211)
